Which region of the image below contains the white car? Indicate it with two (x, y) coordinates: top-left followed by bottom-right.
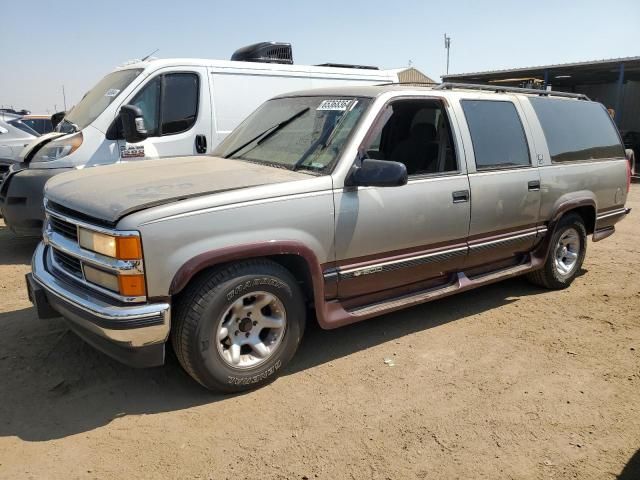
(0, 116), (38, 175)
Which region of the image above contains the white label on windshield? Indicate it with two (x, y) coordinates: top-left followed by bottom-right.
(317, 99), (354, 111)
(105, 88), (121, 97)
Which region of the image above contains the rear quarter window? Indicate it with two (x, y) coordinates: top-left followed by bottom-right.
(529, 98), (624, 162)
(461, 99), (530, 170)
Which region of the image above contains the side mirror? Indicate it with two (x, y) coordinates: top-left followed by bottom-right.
(51, 111), (65, 129)
(348, 158), (408, 188)
(120, 105), (148, 143)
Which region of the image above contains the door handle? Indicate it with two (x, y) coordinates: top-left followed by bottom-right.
(452, 190), (469, 203)
(528, 180), (541, 191)
(195, 134), (207, 154)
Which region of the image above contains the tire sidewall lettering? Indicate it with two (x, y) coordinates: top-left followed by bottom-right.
(227, 359), (282, 385)
(225, 277), (290, 302)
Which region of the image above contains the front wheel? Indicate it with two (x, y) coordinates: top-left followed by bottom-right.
(527, 213), (587, 289)
(172, 259), (306, 392)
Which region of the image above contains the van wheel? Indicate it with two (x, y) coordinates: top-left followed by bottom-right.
(527, 213), (587, 289)
(172, 259), (306, 393)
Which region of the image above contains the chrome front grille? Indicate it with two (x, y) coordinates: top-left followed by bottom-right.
(49, 215), (78, 241)
(44, 206), (146, 303)
(52, 248), (83, 278)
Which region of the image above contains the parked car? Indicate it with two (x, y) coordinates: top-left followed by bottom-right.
(0, 116), (37, 177)
(16, 115), (54, 135)
(0, 41), (400, 236)
(27, 83), (631, 392)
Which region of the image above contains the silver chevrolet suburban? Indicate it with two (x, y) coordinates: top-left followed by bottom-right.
(27, 83), (632, 392)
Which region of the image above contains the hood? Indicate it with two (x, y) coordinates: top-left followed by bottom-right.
(44, 156), (311, 223)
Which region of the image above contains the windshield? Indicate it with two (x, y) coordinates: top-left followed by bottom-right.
(59, 68), (143, 132)
(7, 119), (40, 137)
(213, 96), (371, 172)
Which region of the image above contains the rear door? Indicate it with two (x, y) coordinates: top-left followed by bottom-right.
(454, 95), (542, 270)
(118, 66), (211, 161)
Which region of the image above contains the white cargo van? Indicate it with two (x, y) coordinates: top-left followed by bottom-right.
(0, 42), (399, 235)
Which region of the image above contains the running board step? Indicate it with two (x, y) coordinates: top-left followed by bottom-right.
(348, 262), (534, 318)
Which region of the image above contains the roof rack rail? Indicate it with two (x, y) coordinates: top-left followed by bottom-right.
(434, 82), (590, 100)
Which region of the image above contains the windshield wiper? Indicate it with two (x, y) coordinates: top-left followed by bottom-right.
(224, 107), (310, 159)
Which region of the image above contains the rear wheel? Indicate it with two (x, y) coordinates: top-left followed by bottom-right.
(172, 259), (306, 392)
(527, 213), (587, 289)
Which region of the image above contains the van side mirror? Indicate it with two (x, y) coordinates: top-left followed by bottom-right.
(51, 111), (65, 129)
(120, 105), (148, 143)
(348, 159), (408, 187)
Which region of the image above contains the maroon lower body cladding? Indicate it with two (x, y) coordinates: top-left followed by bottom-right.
(168, 203), (630, 331)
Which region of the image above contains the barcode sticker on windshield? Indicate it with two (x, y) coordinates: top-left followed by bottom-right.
(317, 99), (354, 111)
(105, 89), (121, 97)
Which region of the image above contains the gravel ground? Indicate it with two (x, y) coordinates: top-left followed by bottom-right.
(0, 186), (638, 480)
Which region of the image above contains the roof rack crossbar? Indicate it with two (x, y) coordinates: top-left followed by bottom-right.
(434, 82), (590, 100)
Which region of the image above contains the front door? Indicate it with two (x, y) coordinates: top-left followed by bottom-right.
(333, 97), (470, 302)
(456, 96), (542, 270)
(117, 67), (211, 161)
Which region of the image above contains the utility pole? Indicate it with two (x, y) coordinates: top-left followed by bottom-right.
(62, 85), (67, 111)
(444, 33), (451, 75)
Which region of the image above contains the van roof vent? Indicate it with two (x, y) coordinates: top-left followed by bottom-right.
(231, 42), (293, 64)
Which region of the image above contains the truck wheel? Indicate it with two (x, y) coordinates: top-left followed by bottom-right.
(527, 213), (587, 289)
(172, 259), (306, 393)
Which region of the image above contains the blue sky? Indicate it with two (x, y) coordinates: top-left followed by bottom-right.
(2, 0), (639, 112)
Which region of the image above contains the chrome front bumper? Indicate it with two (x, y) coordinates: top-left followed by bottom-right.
(30, 242), (170, 352)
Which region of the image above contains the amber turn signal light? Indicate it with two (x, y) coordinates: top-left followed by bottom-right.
(118, 274), (146, 297)
(115, 236), (143, 260)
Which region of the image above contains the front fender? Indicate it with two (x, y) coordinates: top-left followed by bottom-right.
(169, 240), (326, 297)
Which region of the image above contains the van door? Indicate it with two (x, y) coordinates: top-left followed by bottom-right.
(334, 97), (470, 301)
(455, 96), (542, 270)
(118, 66), (211, 161)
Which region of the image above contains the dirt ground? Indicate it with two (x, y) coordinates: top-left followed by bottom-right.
(0, 187), (638, 480)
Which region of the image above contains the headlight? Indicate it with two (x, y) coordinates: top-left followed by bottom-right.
(35, 132), (83, 162)
(83, 264), (146, 297)
(78, 228), (142, 260)
(83, 264), (120, 292)
(78, 228), (146, 297)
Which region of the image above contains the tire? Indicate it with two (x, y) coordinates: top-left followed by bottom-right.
(526, 213), (587, 289)
(171, 259), (306, 393)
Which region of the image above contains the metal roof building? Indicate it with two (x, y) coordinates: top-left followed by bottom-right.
(442, 57), (640, 159)
(390, 67), (437, 85)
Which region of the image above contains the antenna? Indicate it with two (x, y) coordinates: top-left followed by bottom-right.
(444, 33), (451, 75)
(141, 48), (159, 61)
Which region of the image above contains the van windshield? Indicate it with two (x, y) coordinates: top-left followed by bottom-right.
(213, 96), (371, 172)
(59, 68), (143, 132)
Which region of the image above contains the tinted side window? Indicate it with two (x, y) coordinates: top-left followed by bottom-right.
(161, 73), (199, 135)
(529, 98), (624, 162)
(40, 119), (53, 133)
(23, 119), (39, 132)
(462, 100), (530, 169)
